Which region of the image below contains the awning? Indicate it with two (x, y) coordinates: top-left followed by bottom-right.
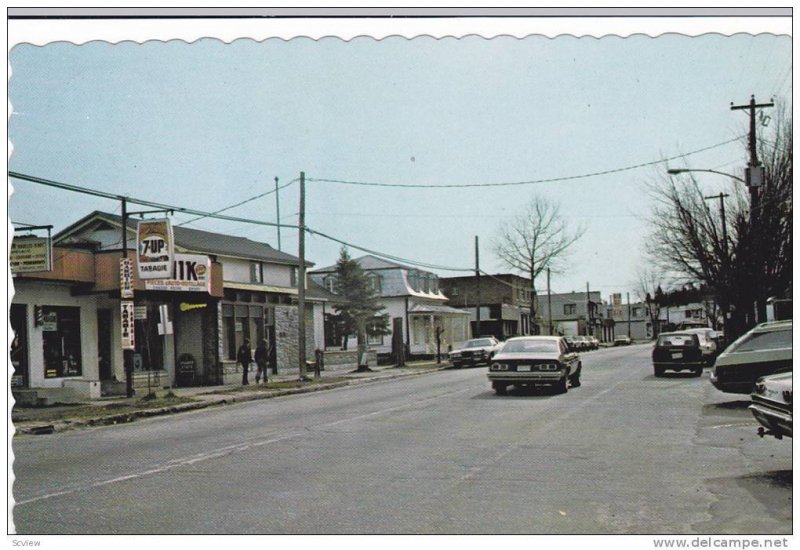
(409, 303), (471, 316)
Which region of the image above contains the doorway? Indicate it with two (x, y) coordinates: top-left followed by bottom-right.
(10, 304), (29, 388)
(97, 309), (112, 381)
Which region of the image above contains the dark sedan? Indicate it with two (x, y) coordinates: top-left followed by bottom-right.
(487, 336), (581, 395)
(652, 332), (705, 377)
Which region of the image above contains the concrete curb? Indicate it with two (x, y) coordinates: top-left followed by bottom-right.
(14, 364), (450, 435)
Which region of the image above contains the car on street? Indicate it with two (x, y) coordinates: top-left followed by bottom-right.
(750, 371), (792, 440)
(614, 335), (632, 346)
(587, 336), (600, 350)
(449, 337), (501, 368)
(487, 336), (581, 395)
(710, 320), (792, 394)
(681, 327), (719, 365)
(651, 332), (705, 377)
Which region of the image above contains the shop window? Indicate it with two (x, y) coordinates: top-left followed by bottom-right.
(41, 306), (82, 378)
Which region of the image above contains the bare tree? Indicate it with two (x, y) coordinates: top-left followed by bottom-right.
(647, 109), (791, 340)
(494, 195), (585, 333)
(634, 267), (665, 339)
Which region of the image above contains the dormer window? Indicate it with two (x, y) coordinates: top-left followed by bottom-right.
(368, 273), (382, 294)
(250, 262), (263, 283)
(324, 275), (337, 294)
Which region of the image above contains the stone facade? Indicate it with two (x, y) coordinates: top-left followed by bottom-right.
(274, 304), (316, 373)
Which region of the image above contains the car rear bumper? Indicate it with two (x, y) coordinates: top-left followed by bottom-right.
(653, 361), (705, 371)
(749, 403), (792, 438)
(710, 372), (756, 394)
(487, 370), (565, 383)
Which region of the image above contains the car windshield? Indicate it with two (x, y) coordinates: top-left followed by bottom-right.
(657, 334), (697, 347)
(502, 339), (559, 354)
(728, 329), (792, 353)
(465, 339), (494, 348)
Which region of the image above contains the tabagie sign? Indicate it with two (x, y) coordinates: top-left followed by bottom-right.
(137, 218), (174, 279)
(145, 254), (212, 293)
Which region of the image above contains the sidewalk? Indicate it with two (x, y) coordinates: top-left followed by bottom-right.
(11, 361), (450, 435)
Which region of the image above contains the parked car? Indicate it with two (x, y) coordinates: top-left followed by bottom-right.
(449, 337), (501, 368)
(587, 336), (600, 350)
(564, 336), (580, 352)
(651, 332), (705, 377)
(487, 336), (581, 395)
(750, 371), (792, 440)
(614, 335), (632, 346)
(710, 320), (792, 394)
(681, 327), (719, 365)
(574, 335), (591, 351)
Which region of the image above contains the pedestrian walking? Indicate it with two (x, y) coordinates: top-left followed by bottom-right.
(255, 339), (271, 384)
(237, 339), (252, 385)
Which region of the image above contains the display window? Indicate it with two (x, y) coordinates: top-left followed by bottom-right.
(41, 306), (82, 378)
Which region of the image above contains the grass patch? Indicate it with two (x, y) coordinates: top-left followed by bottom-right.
(12, 394), (198, 424)
(226, 377), (351, 392)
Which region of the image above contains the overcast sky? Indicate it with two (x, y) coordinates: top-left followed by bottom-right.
(8, 15), (792, 301)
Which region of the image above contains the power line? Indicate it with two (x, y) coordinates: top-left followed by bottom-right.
(176, 177), (298, 227)
(307, 136), (744, 189)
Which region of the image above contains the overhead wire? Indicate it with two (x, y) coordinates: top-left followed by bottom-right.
(306, 136), (744, 189)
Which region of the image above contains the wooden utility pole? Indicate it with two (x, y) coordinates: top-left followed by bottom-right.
(547, 268), (552, 335)
(627, 292), (632, 338)
(298, 171), (307, 380)
(731, 95), (773, 323)
(121, 198), (134, 398)
(275, 176), (282, 251)
(474, 236), (481, 338)
(704, 192), (730, 258)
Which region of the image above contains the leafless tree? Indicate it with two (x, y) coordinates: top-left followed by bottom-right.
(494, 195), (585, 333)
(634, 267), (665, 339)
(647, 109), (791, 339)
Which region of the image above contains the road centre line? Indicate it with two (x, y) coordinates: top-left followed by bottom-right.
(14, 386), (474, 506)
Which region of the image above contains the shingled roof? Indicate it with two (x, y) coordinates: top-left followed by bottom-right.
(54, 211), (310, 266)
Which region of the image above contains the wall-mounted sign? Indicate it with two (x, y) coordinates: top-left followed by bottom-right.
(137, 218), (174, 279)
(42, 311), (58, 332)
(144, 254), (211, 293)
(121, 301), (135, 350)
(134, 305), (148, 320)
(10, 236), (52, 273)
(120, 258), (134, 299)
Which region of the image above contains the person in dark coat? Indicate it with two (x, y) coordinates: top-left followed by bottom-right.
(254, 339), (271, 384)
(237, 339), (252, 385)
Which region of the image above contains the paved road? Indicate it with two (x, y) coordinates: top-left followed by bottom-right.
(11, 344), (791, 534)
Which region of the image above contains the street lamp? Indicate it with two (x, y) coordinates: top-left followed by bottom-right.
(666, 168), (747, 185)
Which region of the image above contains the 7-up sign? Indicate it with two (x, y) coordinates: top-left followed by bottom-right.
(137, 218), (174, 279)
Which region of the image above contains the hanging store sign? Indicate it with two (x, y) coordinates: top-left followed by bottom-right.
(121, 301), (135, 350)
(144, 254), (212, 293)
(137, 218), (175, 279)
(10, 236), (52, 273)
(120, 258), (134, 299)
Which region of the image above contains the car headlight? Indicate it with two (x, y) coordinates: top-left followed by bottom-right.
(491, 363), (509, 371)
(538, 363), (559, 371)
(755, 381), (766, 394)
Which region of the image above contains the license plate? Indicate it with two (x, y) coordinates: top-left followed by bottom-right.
(517, 365), (531, 372)
(671, 352), (683, 359)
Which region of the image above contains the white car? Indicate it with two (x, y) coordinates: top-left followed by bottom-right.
(449, 337), (501, 368)
(681, 327), (718, 365)
(750, 372), (792, 440)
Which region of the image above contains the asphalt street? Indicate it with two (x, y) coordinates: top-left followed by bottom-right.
(11, 344), (792, 534)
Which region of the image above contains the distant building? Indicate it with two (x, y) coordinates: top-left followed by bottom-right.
(439, 273), (534, 340)
(545, 290), (611, 342)
(309, 255), (470, 359)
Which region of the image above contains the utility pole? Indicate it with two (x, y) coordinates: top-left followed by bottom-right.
(298, 171), (307, 380)
(586, 282), (591, 337)
(627, 292), (632, 338)
(121, 198), (134, 398)
(731, 95), (773, 323)
(474, 236), (481, 338)
(547, 269), (552, 336)
(274, 176), (282, 251)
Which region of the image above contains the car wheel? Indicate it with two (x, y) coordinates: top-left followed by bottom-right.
(654, 366), (665, 377)
(693, 368), (703, 377)
(493, 382), (507, 395)
(569, 365), (582, 388)
(556, 375), (569, 394)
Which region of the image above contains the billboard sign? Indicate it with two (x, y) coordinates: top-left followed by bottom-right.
(137, 218), (174, 279)
(10, 236), (52, 273)
(144, 254), (212, 293)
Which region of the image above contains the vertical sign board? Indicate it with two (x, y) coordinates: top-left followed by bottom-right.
(612, 293), (623, 321)
(121, 301), (135, 350)
(120, 258), (134, 299)
(137, 218), (174, 280)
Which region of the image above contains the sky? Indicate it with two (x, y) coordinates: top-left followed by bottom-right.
(7, 13), (792, 303)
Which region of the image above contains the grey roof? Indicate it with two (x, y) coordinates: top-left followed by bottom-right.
(311, 254), (414, 274)
(54, 211), (309, 266)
